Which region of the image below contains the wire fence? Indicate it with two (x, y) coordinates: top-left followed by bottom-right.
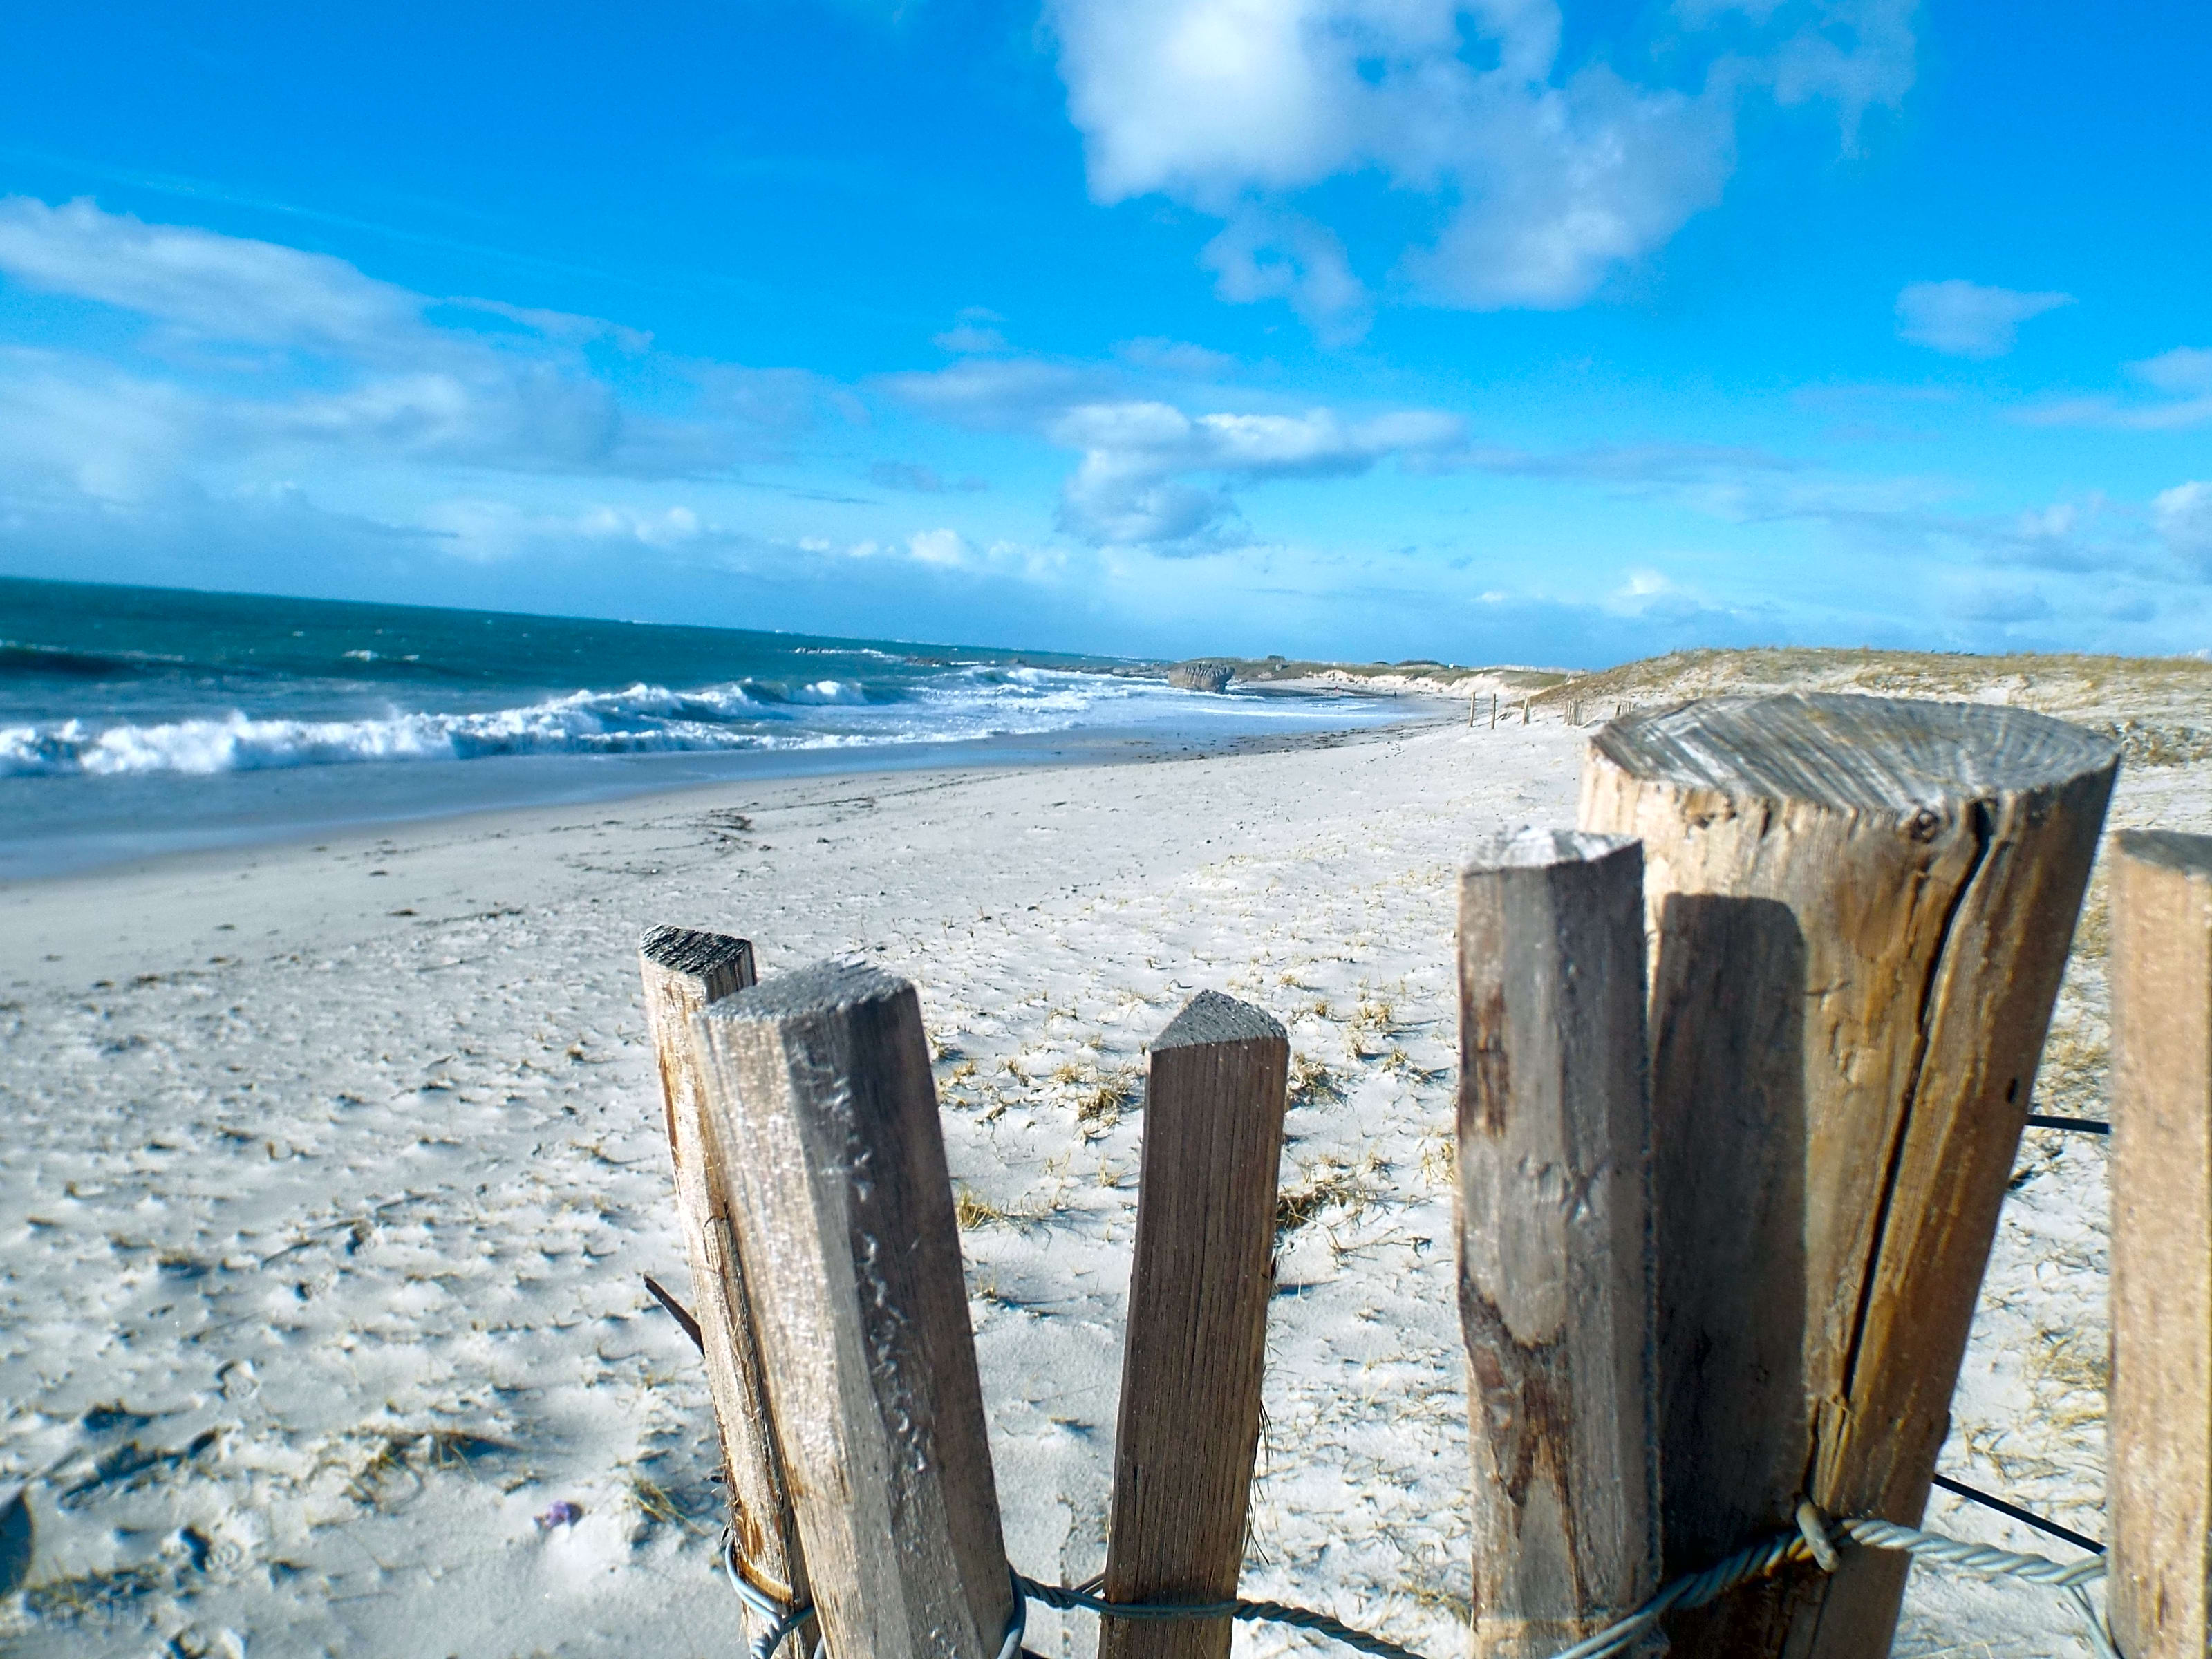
(671, 1055), (2128, 1659)
(717, 1505), (2117, 1659)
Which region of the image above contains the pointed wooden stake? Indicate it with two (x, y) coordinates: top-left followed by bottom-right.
(2110, 831), (2212, 1659)
(1103, 991), (1290, 1659)
(1458, 830), (1658, 1659)
(697, 959), (1016, 1659)
(639, 925), (808, 1623)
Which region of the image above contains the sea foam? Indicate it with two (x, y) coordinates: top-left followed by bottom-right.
(0, 667), (1280, 780)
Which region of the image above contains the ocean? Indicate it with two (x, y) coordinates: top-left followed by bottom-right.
(0, 577), (1423, 879)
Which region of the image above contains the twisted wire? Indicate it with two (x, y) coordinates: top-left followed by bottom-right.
(722, 1510), (2119, 1659)
(1017, 1576), (1430, 1659)
(721, 1534), (818, 1659)
(723, 1539), (1029, 1659)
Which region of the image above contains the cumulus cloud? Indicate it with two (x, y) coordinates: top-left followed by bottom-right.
(1048, 0), (1913, 332)
(881, 342), (1472, 545)
(1895, 280), (2072, 358)
(1050, 400), (1465, 545)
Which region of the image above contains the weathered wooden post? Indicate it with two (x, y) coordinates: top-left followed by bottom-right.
(1458, 831), (1659, 1659)
(1492, 695), (1501, 731)
(2109, 831), (2212, 1659)
(1580, 693), (2116, 1659)
(638, 926), (808, 1627)
(695, 959), (1016, 1659)
(1103, 992), (1289, 1659)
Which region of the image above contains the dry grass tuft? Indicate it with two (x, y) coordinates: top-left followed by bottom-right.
(953, 1185), (1009, 1229)
(1071, 1067), (1139, 1139)
(1276, 1154), (1383, 1237)
(1287, 1051), (1341, 1109)
(953, 1184), (1058, 1231)
(628, 1471), (705, 1533)
(21, 1560), (169, 1620)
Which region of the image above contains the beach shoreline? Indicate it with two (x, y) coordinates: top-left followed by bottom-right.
(0, 691), (1460, 889)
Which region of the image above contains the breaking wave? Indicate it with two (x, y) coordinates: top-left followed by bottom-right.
(0, 666), (1276, 780)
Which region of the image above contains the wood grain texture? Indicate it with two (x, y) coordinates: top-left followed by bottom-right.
(1103, 991), (1290, 1659)
(697, 958), (1014, 1659)
(1579, 693), (2117, 1659)
(1457, 830), (1658, 1659)
(2109, 832), (2212, 1659)
(637, 925), (808, 1613)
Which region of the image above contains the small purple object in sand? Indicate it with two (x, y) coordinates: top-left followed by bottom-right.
(534, 1501), (584, 1530)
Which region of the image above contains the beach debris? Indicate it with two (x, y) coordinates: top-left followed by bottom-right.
(534, 1500), (584, 1530)
(641, 1273), (704, 1350)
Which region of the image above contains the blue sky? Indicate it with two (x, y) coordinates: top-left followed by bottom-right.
(0, 0), (2206, 665)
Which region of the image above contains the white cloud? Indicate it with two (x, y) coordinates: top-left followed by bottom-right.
(577, 504), (706, 546)
(1765, 0), (1917, 149)
(0, 196), (836, 492)
(1200, 209), (1372, 341)
(2018, 346), (2212, 431)
(879, 354), (1116, 430)
(1894, 280), (2072, 358)
(0, 196), (424, 355)
(1050, 398), (1466, 545)
(2157, 482), (2212, 574)
(0, 348), (207, 501)
(1048, 0), (1913, 331)
(933, 323), (1012, 355)
(1114, 337), (1237, 377)
(881, 345), (1473, 545)
(907, 527), (976, 567)
(2134, 347), (2212, 395)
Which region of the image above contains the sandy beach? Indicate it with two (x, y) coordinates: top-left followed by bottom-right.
(0, 684), (2190, 1659)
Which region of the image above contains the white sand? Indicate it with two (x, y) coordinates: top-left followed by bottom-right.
(0, 708), (2180, 1659)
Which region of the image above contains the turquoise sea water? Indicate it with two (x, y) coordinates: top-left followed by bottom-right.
(0, 578), (1420, 879)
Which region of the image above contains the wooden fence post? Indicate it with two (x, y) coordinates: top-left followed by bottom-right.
(2110, 832), (2212, 1659)
(695, 959), (1016, 1659)
(638, 926), (808, 1625)
(1580, 693), (2116, 1659)
(1103, 992), (1289, 1659)
(1491, 695), (1500, 731)
(1457, 830), (1658, 1659)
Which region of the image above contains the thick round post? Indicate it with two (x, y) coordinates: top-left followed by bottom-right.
(2109, 832), (2212, 1659)
(1457, 830), (1658, 1659)
(1103, 992), (1289, 1659)
(1580, 693), (2117, 1659)
(638, 925), (808, 1618)
(696, 960), (1015, 1659)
